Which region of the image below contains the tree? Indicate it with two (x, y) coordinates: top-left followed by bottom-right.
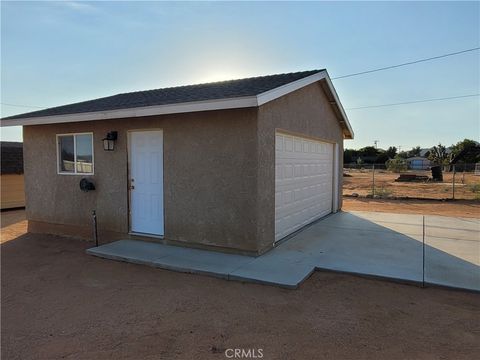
(406, 146), (421, 158)
(429, 143), (449, 165)
(357, 146), (380, 164)
(396, 151), (408, 159)
(386, 158), (407, 173)
(376, 152), (389, 164)
(343, 149), (358, 164)
(386, 146), (397, 159)
(358, 146), (379, 157)
(450, 139), (480, 163)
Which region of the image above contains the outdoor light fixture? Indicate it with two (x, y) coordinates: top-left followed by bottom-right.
(102, 131), (118, 151)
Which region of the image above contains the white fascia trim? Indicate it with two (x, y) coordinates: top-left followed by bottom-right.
(1, 71), (354, 139)
(1, 96), (259, 127)
(322, 74), (355, 139)
(256, 70), (354, 139)
(256, 71), (327, 106)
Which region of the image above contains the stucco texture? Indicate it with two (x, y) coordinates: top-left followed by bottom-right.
(256, 81), (345, 251)
(23, 81), (346, 254)
(24, 109), (259, 253)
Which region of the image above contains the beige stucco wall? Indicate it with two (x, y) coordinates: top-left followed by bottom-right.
(23, 108), (259, 253)
(22, 81), (346, 255)
(256, 81), (345, 251)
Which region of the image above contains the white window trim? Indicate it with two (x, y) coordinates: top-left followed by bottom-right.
(56, 132), (94, 175)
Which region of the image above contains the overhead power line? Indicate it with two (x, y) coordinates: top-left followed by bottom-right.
(346, 93), (480, 110)
(1, 102), (44, 109)
(332, 47), (480, 80)
(2, 94), (479, 114)
(2, 47), (480, 113)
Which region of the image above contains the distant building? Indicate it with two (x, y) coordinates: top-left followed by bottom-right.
(419, 148), (431, 157)
(1, 141), (25, 209)
(406, 156), (431, 170)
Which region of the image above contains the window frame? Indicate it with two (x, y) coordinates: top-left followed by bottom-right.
(56, 132), (95, 175)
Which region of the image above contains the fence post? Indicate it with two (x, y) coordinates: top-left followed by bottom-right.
(452, 164), (456, 200)
(372, 163), (375, 197)
(422, 215), (425, 288)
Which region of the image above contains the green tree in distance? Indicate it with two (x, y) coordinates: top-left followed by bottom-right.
(406, 146), (421, 158)
(450, 139), (479, 163)
(386, 146), (397, 159)
(428, 143), (449, 165)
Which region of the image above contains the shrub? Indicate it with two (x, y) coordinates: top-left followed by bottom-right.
(469, 183), (480, 193)
(371, 186), (393, 198)
(386, 158), (408, 173)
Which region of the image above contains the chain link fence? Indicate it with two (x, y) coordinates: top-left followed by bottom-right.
(343, 163), (480, 200)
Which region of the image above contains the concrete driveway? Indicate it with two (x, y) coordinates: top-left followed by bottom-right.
(280, 211), (479, 290)
(88, 211), (479, 291)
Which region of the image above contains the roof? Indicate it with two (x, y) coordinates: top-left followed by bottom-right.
(1, 142), (24, 174)
(1, 69), (354, 138)
(406, 156), (430, 161)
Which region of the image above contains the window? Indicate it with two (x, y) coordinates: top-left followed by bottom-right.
(57, 133), (94, 174)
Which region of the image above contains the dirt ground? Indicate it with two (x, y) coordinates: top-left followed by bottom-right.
(1, 210), (479, 360)
(343, 169), (480, 200)
(343, 198), (480, 218)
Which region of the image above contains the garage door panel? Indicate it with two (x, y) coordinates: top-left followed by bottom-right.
(275, 132), (334, 242)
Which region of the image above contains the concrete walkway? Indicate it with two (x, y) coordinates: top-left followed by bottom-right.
(87, 211), (480, 291)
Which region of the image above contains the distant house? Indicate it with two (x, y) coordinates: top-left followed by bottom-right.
(406, 156), (431, 170)
(419, 148), (431, 157)
(1, 141), (25, 209)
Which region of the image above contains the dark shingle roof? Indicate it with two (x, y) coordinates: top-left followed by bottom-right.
(1, 142), (23, 174)
(4, 70), (323, 120)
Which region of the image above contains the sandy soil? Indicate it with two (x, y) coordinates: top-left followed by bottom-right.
(0, 209), (27, 241)
(343, 198), (480, 218)
(2, 213), (480, 360)
(343, 170), (480, 200)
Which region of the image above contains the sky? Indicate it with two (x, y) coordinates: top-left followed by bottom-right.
(1, 1), (479, 150)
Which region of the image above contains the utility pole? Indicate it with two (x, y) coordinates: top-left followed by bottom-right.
(374, 140), (379, 149)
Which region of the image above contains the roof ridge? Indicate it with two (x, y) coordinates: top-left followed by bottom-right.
(118, 69), (324, 96)
(2, 69), (326, 121)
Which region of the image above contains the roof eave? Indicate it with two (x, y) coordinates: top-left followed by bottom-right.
(0, 96), (259, 127)
(1, 70), (354, 139)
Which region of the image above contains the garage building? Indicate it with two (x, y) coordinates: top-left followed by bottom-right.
(1, 69), (353, 255)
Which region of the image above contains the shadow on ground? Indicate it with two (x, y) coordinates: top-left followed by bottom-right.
(87, 211), (480, 291)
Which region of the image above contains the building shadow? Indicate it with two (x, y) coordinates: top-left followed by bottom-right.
(277, 211), (479, 291)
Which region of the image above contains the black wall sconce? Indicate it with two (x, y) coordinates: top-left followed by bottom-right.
(102, 131), (118, 151)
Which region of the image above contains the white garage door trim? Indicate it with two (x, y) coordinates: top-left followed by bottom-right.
(275, 131), (337, 243)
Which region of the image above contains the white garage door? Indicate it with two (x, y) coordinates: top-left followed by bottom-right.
(275, 132), (334, 242)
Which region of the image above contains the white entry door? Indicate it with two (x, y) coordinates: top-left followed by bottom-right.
(129, 130), (164, 236)
(275, 132), (334, 242)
